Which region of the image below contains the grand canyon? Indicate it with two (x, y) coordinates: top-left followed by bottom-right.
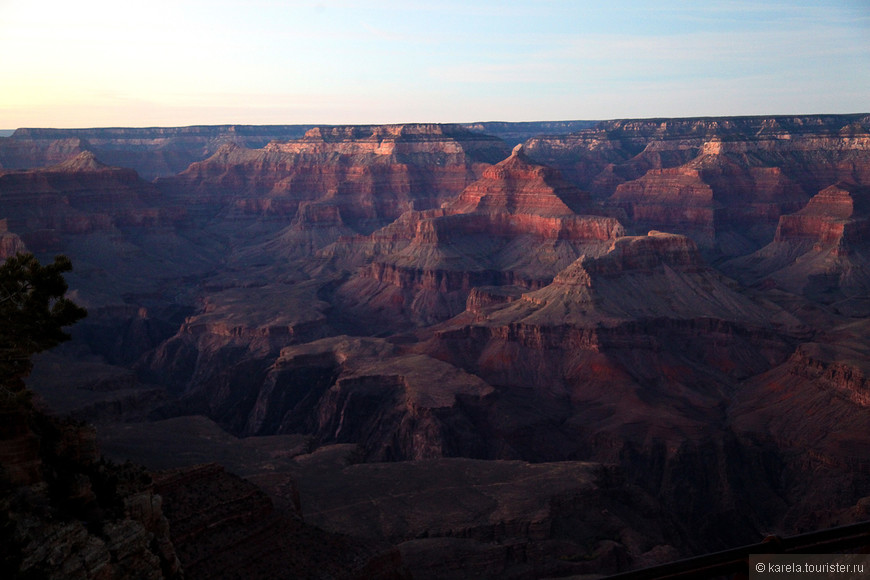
(2, 114), (869, 579)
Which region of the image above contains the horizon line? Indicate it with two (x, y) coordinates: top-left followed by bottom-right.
(3, 111), (870, 133)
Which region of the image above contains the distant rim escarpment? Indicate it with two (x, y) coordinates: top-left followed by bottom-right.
(2, 113), (866, 179)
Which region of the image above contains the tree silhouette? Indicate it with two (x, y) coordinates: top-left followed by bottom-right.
(0, 253), (87, 396)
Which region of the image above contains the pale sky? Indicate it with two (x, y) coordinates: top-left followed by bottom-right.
(0, 0), (868, 129)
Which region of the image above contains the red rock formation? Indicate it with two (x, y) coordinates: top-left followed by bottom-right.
(138, 280), (336, 434)
(524, 115), (870, 255)
(526, 114), (870, 196)
(0, 218), (26, 259)
(346, 230), (813, 551)
(609, 147), (810, 253)
(0, 136), (89, 170)
(776, 183), (868, 242)
(722, 183), (870, 313)
(242, 336), (493, 460)
(12, 115), (870, 577)
(331, 145), (624, 330)
(1, 125), (322, 179)
(448, 144), (588, 215)
(260, 201), (357, 261)
(609, 166), (716, 243)
(157, 124), (510, 236)
(524, 125), (702, 197)
(731, 318), (870, 531)
(411, 232), (804, 467)
(0, 151), (178, 242)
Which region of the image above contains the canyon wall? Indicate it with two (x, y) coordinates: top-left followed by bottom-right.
(4, 115), (869, 577)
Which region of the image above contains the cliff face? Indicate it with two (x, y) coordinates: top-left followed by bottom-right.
(0, 122), (599, 180)
(722, 182), (870, 314)
(526, 114), (870, 186)
(614, 166), (808, 253)
(0, 404), (181, 579)
(362, 234), (803, 549)
(730, 318), (870, 531)
(526, 115), (870, 256)
(152, 463), (407, 580)
(156, 124), (510, 235)
(0, 137), (89, 172)
(138, 280), (336, 434)
(0, 125), (319, 179)
(0, 218), (26, 259)
(420, 231), (802, 404)
(0, 152), (178, 251)
(242, 336), (494, 460)
(331, 145), (624, 331)
(605, 139), (854, 254)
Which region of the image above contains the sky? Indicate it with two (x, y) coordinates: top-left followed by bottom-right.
(0, 0), (868, 129)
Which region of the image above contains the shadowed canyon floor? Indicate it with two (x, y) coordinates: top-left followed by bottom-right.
(3, 114), (870, 578)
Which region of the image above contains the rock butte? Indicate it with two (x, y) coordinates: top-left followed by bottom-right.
(330, 143), (624, 330)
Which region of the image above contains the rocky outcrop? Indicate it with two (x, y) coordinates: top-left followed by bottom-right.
(0, 152), (180, 247)
(0, 137), (89, 172)
(526, 114), (870, 191)
(730, 318), (870, 531)
(152, 462), (407, 580)
(0, 218), (26, 259)
(265, 201), (358, 260)
(0, 404), (181, 579)
(1, 125), (320, 179)
(448, 144), (589, 215)
(524, 115), (870, 256)
(156, 124), (510, 234)
(240, 336), (494, 460)
(391, 232), (808, 547)
(139, 280), (336, 433)
(290, 449), (684, 579)
(609, 146), (811, 254)
(12, 115), (870, 578)
(722, 182), (870, 313)
(331, 145), (624, 331)
(420, 231), (803, 395)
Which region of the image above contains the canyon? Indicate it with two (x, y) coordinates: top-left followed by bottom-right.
(2, 113), (869, 579)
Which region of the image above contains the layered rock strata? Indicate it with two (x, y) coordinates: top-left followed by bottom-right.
(730, 318), (870, 531)
(722, 182), (870, 313)
(331, 145), (624, 330)
(139, 280), (335, 433)
(0, 152), (177, 245)
(240, 336), (494, 460)
(402, 232), (806, 546)
(525, 114), (870, 194)
(608, 146), (812, 254)
(526, 115), (870, 256)
(1, 125), (319, 179)
(156, 124), (510, 234)
(10, 115), (870, 577)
